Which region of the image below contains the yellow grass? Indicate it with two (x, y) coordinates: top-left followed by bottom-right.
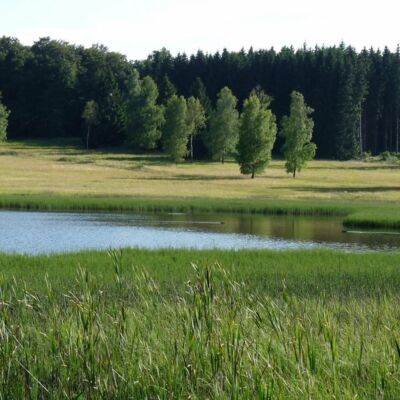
(0, 139), (399, 203)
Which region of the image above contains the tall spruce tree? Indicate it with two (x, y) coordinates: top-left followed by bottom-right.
(162, 95), (189, 162)
(237, 93), (277, 178)
(158, 75), (177, 105)
(336, 50), (369, 159)
(127, 76), (164, 150)
(394, 46), (400, 152)
(206, 87), (239, 163)
(281, 91), (316, 178)
(186, 96), (206, 161)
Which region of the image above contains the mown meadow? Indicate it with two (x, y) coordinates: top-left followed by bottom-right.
(0, 249), (400, 398)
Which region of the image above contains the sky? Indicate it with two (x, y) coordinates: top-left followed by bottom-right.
(0, 0), (399, 60)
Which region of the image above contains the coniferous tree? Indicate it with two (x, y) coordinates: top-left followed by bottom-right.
(186, 97), (206, 161)
(158, 75), (176, 104)
(237, 94), (277, 178)
(127, 76), (164, 150)
(393, 46), (400, 152)
(281, 91), (316, 177)
(336, 50), (369, 159)
(162, 95), (189, 162)
(0, 94), (10, 141)
(206, 87), (239, 163)
(190, 77), (212, 115)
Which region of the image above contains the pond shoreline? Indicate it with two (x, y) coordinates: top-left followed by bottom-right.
(0, 193), (399, 230)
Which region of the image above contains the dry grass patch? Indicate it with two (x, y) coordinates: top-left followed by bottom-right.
(1, 140), (399, 203)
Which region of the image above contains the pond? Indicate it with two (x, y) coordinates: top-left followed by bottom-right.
(0, 210), (399, 255)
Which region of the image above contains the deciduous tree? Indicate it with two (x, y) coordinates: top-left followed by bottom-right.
(82, 100), (99, 149)
(281, 91), (316, 177)
(237, 94), (277, 178)
(0, 94), (10, 141)
(162, 95), (189, 162)
(206, 87), (239, 163)
(127, 76), (164, 150)
(186, 97), (206, 161)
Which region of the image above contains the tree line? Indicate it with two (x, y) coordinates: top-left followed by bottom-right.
(0, 36), (399, 160)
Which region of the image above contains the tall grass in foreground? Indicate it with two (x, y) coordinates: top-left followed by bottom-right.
(0, 251), (400, 398)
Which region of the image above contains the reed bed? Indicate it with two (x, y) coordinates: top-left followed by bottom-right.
(0, 249), (399, 398)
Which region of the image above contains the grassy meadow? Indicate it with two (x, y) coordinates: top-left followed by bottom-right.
(0, 138), (399, 227)
(0, 249), (400, 398)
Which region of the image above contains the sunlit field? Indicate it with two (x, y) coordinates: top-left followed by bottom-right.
(0, 139), (399, 203)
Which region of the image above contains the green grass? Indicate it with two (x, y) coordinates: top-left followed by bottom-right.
(0, 249), (400, 398)
(343, 208), (400, 229)
(0, 192), (354, 214)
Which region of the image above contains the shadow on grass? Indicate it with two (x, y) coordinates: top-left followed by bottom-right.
(114, 174), (245, 181)
(280, 186), (400, 193)
(310, 165), (400, 171)
(104, 155), (168, 164)
(9, 137), (83, 149)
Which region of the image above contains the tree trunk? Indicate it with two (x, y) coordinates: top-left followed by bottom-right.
(251, 168), (255, 179)
(293, 168), (296, 178)
(190, 134), (194, 162)
(86, 126), (90, 150)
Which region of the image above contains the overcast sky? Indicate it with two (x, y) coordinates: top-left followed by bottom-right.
(1, 0), (399, 60)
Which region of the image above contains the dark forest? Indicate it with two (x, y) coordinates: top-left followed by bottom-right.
(1, 36), (399, 159)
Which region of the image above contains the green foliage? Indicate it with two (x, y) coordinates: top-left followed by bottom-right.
(126, 76), (164, 150)
(80, 47), (140, 147)
(186, 96), (206, 160)
(82, 100), (99, 126)
(237, 94), (277, 178)
(250, 85), (273, 108)
(206, 87), (239, 163)
(379, 151), (400, 161)
(82, 100), (99, 149)
(2, 37), (400, 158)
(162, 95), (189, 162)
(0, 94), (10, 141)
(281, 91), (316, 177)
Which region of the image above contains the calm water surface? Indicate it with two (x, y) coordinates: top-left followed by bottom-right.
(0, 210), (399, 254)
